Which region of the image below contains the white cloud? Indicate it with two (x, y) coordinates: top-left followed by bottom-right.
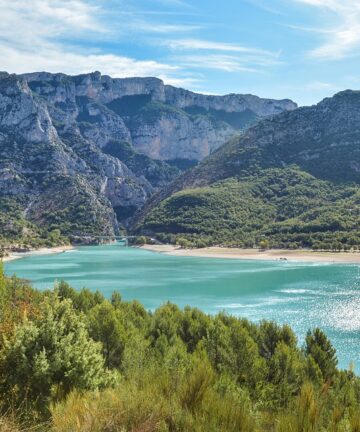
(158, 76), (202, 87)
(129, 22), (202, 34)
(0, 0), (104, 47)
(295, 0), (339, 9)
(0, 0), (281, 88)
(164, 38), (282, 73)
(294, 0), (360, 59)
(176, 54), (259, 72)
(164, 38), (276, 56)
(0, 0), (197, 87)
(0, 40), (201, 87)
(0, 44), (179, 77)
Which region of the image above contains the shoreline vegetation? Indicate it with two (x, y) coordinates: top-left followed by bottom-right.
(1, 269), (360, 431)
(141, 244), (360, 264)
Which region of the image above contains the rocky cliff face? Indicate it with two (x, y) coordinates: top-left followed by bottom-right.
(0, 73), (153, 236)
(0, 70), (296, 238)
(164, 85), (296, 115)
(22, 71), (296, 162)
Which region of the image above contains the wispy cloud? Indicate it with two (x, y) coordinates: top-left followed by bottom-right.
(176, 54), (259, 72)
(0, 0), (284, 92)
(128, 22), (202, 34)
(164, 38), (277, 56)
(247, 0), (288, 16)
(293, 0), (360, 59)
(0, 0), (104, 45)
(158, 75), (202, 87)
(164, 38), (282, 73)
(0, 44), (180, 77)
(0, 0), (196, 87)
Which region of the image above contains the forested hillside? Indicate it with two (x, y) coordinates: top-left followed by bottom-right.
(135, 91), (360, 249)
(0, 266), (359, 431)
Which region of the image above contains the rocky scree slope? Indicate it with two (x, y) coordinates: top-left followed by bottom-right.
(135, 91), (360, 249)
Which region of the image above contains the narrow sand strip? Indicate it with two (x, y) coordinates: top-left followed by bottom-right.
(141, 245), (360, 264)
(2, 245), (74, 262)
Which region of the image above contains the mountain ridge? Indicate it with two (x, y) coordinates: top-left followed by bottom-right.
(134, 89), (360, 249)
(0, 70), (295, 244)
(21, 70), (296, 161)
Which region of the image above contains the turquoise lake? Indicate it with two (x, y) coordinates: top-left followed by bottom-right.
(5, 244), (360, 370)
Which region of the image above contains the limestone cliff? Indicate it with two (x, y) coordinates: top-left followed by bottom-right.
(22, 71), (296, 162)
(0, 70), (296, 238)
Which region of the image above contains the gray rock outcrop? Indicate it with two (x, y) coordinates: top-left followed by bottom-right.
(0, 70), (296, 236)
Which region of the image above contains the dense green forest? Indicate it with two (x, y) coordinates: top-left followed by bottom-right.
(138, 167), (360, 250)
(1, 264), (360, 431)
(135, 91), (360, 249)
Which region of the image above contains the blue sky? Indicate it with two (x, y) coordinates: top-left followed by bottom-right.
(1, 0), (359, 105)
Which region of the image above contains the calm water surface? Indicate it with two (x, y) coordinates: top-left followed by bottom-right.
(5, 244), (360, 370)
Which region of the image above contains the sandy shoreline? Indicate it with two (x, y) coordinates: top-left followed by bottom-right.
(3, 243), (360, 265)
(2, 245), (74, 263)
(141, 245), (360, 264)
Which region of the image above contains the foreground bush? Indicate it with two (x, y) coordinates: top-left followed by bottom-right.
(1, 267), (360, 430)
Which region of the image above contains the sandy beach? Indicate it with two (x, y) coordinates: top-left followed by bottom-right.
(141, 245), (360, 264)
(2, 245), (74, 263)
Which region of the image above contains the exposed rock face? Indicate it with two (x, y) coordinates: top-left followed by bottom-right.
(0, 70), (296, 236)
(129, 114), (234, 161)
(0, 73), (153, 235)
(21, 71), (297, 161)
(164, 85), (296, 115)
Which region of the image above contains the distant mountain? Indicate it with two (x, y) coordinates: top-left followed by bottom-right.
(22, 71), (296, 162)
(0, 71), (295, 243)
(135, 91), (360, 249)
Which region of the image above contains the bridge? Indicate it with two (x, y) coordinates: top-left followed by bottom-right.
(89, 236), (132, 246)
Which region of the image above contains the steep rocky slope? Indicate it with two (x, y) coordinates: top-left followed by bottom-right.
(0, 71), (295, 241)
(0, 73), (151, 240)
(22, 71), (296, 162)
(135, 91), (360, 249)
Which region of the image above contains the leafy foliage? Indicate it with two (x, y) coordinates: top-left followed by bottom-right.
(0, 294), (113, 418)
(0, 197), (70, 252)
(1, 268), (360, 430)
(138, 167), (360, 249)
(0, 171), (118, 252)
(137, 91), (360, 250)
